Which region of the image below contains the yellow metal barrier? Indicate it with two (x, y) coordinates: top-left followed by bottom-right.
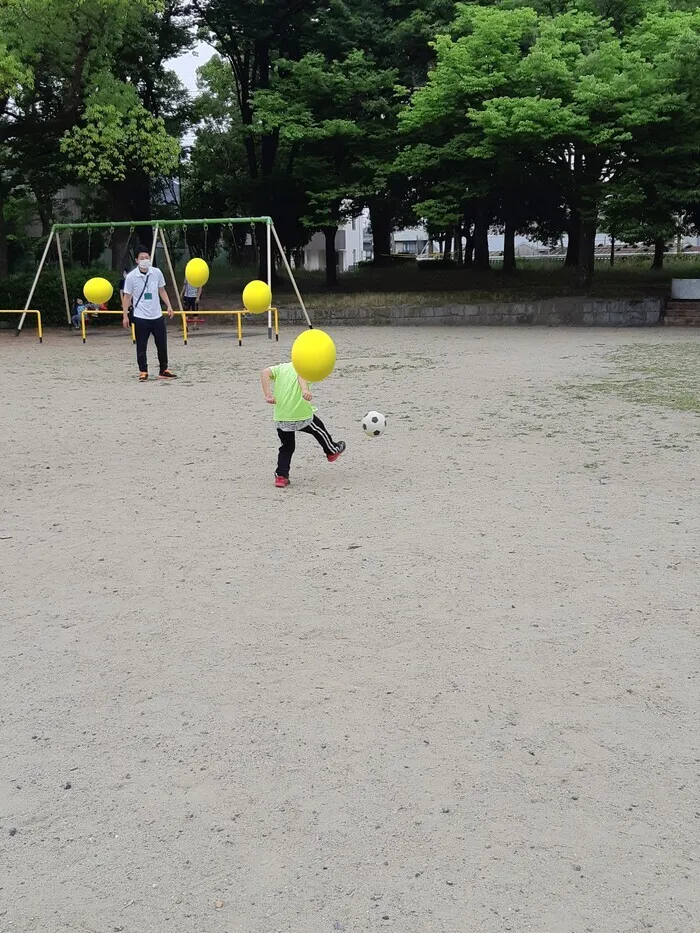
(2, 309), (43, 342)
(180, 307), (280, 346)
(81, 309), (187, 345)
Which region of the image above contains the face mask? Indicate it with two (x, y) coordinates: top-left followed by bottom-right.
(138, 259), (151, 272)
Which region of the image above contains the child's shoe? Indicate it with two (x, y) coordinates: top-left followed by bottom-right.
(275, 475), (290, 488)
(327, 441), (346, 463)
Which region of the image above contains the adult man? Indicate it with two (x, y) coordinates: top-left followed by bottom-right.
(121, 246), (177, 381)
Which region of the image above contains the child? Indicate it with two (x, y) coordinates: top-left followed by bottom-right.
(71, 298), (87, 329)
(71, 298), (97, 329)
(181, 279), (202, 312)
(261, 362), (346, 488)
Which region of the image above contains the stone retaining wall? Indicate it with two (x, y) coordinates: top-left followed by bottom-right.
(274, 298), (662, 327)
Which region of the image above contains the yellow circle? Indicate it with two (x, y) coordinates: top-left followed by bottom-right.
(242, 280), (272, 314)
(185, 258), (210, 288)
(291, 329), (336, 382)
(83, 277), (113, 305)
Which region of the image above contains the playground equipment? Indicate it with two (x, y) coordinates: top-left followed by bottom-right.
(1, 309), (43, 342)
(15, 216), (313, 339)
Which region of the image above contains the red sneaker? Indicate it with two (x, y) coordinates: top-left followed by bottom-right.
(275, 475), (290, 488)
(327, 441), (346, 463)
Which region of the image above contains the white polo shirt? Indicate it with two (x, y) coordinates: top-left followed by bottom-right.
(124, 266), (166, 320)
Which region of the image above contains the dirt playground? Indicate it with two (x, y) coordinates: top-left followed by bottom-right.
(1, 324), (698, 933)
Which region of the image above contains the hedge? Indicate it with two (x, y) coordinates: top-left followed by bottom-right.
(0, 266), (122, 328)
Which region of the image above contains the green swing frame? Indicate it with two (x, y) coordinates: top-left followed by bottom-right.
(15, 216), (312, 338)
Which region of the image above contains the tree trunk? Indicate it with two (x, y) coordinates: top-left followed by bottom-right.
(463, 225), (474, 269)
(565, 208), (581, 266)
(610, 236), (615, 267)
(0, 187), (8, 278)
(257, 223), (270, 281)
(111, 228), (132, 272)
(127, 174), (152, 250)
(576, 220), (596, 288)
(503, 216), (516, 272)
(324, 226), (338, 287)
(368, 198), (392, 265)
(34, 198), (53, 238)
(441, 232), (453, 264)
(473, 217), (490, 271)
(652, 237), (665, 270)
(110, 188), (133, 271)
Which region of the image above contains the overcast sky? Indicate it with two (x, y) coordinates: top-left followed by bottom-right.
(169, 41), (214, 95)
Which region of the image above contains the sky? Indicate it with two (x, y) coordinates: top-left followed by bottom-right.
(169, 41), (214, 95)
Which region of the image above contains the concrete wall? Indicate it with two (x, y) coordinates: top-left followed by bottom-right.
(275, 298), (662, 327)
(671, 279), (700, 299)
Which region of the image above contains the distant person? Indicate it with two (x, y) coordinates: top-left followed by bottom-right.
(121, 246), (177, 382)
(71, 299), (99, 329)
(181, 279), (202, 313)
(71, 298), (87, 330)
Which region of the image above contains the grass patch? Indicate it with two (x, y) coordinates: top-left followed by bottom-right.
(189, 256), (700, 311)
(564, 343), (700, 413)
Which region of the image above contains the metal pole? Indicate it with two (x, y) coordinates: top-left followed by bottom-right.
(266, 221), (272, 339)
(160, 227), (188, 346)
(270, 223), (312, 328)
(52, 216), (274, 231)
(16, 228), (55, 334)
(150, 225), (159, 265)
(55, 231), (72, 326)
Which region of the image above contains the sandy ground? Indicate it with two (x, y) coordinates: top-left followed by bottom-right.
(1, 324), (699, 933)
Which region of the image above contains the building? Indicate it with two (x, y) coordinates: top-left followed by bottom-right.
(302, 211), (370, 272)
(391, 227), (429, 256)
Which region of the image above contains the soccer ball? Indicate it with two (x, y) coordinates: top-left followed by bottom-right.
(362, 411), (386, 437)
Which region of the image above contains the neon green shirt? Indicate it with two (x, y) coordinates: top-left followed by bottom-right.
(270, 362), (316, 423)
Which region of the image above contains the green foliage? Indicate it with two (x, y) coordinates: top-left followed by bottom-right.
(398, 0), (700, 280)
(254, 49), (398, 228)
(0, 0), (187, 277)
(5, 0), (700, 295)
(61, 80), (180, 184)
(0, 264), (121, 327)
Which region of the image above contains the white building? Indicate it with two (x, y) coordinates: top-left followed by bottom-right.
(302, 211), (370, 272)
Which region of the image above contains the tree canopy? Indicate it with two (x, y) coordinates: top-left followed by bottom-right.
(3, 0), (700, 285)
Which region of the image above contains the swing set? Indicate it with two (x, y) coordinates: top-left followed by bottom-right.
(14, 216), (313, 341)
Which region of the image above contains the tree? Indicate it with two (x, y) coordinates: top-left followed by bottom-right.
(190, 0), (330, 275)
(0, 0), (168, 273)
(313, 0), (457, 263)
(401, 4), (676, 286)
(61, 78), (180, 265)
(399, 7), (541, 271)
(604, 7), (700, 267)
(253, 49), (397, 285)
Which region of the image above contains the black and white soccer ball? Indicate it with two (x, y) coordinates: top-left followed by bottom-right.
(362, 411), (387, 437)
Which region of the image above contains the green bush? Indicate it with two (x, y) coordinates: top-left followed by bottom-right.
(0, 266), (121, 328)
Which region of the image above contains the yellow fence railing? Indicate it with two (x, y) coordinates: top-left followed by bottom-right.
(81, 309), (188, 345)
(2, 309), (43, 342)
(179, 308), (280, 346)
(3, 306), (280, 348)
